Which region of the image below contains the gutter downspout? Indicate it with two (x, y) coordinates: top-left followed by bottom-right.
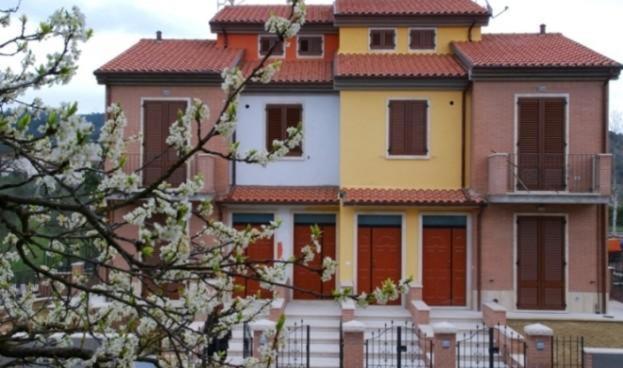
(476, 203), (486, 311)
(232, 131), (237, 187)
(601, 80), (610, 313)
(468, 20), (477, 42)
(461, 82), (472, 189)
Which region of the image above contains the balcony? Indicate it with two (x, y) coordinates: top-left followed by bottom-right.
(488, 153), (612, 204)
(123, 153), (216, 194)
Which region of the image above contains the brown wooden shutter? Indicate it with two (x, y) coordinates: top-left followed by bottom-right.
(370, 30), (395, 49)
(410, 29), (436, 50)
(143, 101), (164, 187)
(266, 106), (283, 151)
(299, 36), (322, 56)
(389, 100), (427, 156)
(166, 101), (188, 186)
(370, 31), (381, 49)
(541, 217), (565, 310)
(517, 216), (540, 310)
(285, 105), (302, 156)
(542, 98), (566, 190)
(384, 30), (395, 48)
(260, 36), (283, 56)
(517, 98), (541, 190)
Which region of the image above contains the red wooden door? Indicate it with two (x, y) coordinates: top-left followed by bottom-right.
(143, 100), (187, 187)
(358, 226), (401, 305)
(234, 224), (274, 299)
(293, 224), (336, 299)
(517, 217), (565, 310)
(423, 228), (452, 305)
(423, 228), (467, 306)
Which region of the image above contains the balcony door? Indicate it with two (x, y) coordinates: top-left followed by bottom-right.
(516, 97), (566, 191)
(143, 100), (187, 187)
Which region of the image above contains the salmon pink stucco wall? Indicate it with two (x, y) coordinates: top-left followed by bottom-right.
(469, 81), (606, 193)
(216, 33), (339, 62)
(107, 85), (230, 196)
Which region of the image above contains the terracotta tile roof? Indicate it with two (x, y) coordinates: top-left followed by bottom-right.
(453, 33), (622, 68)
(335, 0), (489, 16)
(241, 60), (333, 84)
(223, 186), (340, 205)
(342, 188), (484, 206)
(95, 39), (242, 74)
(335, 54), (467, 78)
(211, 5), (334, 24)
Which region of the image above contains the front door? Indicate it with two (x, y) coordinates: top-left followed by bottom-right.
(293, 214), (336, 300)
(357, 215), (402, 305)
(517, 97), (566, 191)
(422, 216), (467, 306)
(517, 216), (566, 310)
(233, 213), (274, 299)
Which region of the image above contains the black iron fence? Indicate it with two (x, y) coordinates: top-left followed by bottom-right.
(552, 336), (584, 368)
(507, 154), (601, 193)
(457, 324), (526, 368)
(243, 322), (253, 359)
(364, 320), (432, 368)
(276, 320), (310, 368)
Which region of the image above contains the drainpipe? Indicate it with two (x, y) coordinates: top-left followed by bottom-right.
(232, 131), (237, 186)
(468, 20), (477, 42)
(600, 80), (610, 313)
(461, 82), (472, 189)
(476, 203), (486, 311)
(223, 29), (229, 49)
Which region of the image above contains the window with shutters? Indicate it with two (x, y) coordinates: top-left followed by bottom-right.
(297, 35), (323, 57)
(259, 35), (284, 56)
(369, 29), (396, 50)
(265, 104), (303, 157)
(410, 29), (436, 51)
(387, 100), (428, 157)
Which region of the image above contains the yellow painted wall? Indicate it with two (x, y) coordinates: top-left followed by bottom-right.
(338, 26), (481, 54)
(339, 90), (463, 189)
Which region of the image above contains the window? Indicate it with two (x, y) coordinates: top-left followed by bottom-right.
(266, 104), (303, 156)
(369, 29), (395, 50)
(388, 100), (428, 156)
(259, 35), (284, 56)
(410, 29), (436, 50)
(298, 35), (323, 57)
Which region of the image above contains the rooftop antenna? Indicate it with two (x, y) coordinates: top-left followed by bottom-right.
(483, 0), (509, 19)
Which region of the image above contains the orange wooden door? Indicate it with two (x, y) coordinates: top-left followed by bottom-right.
(423, 228), (453, 306)
(451, 228), (467, 306)
(234, 224), (274, 299)
(358, 226), (402, 305)
(293, 224), (336, 300)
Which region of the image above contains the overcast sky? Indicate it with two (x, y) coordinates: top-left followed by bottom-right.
(15, 0), (623, 124)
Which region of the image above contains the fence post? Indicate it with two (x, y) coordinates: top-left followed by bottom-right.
(524, 323), (553, 368)
(250, 319), (276, 358)
(342, 320), (366, 368)
(432, 322), (457, 368)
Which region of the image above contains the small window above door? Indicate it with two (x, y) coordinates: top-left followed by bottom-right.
(298, 35), (323, 57)
(259, 35), (284, 56)
(369, 29), (396, 50)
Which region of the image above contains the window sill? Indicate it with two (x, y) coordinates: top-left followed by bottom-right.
(385, 154), (430, 161)
(276, 155), (307, 162)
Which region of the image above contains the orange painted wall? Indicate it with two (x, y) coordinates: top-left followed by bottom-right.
(216, 33), (339, 62)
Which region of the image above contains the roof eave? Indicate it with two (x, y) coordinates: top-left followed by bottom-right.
(334, 76), (468, 90)
(333, 13), (490, 27)
(94, 71), (224, 86)
(466, 66), (622, 81)
(210, 21), (337, 34)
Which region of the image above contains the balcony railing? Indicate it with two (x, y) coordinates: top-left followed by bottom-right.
(122, 153), (216, 193)
(488, 153), (612, 196)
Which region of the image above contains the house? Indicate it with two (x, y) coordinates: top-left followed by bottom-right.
(95, 0), (621, 319)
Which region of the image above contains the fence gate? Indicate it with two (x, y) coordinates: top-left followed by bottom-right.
(276, 320), (310, 368)
(457, 324), (526, 368)
(552, 336), (584, 368)
(364, 320), (432, 368)
(242, 322), (253, 358)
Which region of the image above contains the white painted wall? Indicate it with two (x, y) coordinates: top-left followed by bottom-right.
(235, 93), (340, 186)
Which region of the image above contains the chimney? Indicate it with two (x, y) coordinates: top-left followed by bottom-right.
(156, 30), (162, 40)
(540, 24), (546, 35)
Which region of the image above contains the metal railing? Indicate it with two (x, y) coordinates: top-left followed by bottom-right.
(276, 320), (310, 368)
(552, 336), (584, 368)
(506, 154), (601, 193)
(457, 324), (526, 368)
(365, 320), (432, 368)
(611, 264), (623, 303)
(243, 322), (253, 359)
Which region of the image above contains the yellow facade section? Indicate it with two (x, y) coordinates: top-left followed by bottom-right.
(338, 26), (481, 54)
(337, 206), (422, 288)
(339, 90), (463, 189)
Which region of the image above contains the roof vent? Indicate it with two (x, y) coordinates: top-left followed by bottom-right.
(540, 24), (547, 35)
(156, 30), (162, 40)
